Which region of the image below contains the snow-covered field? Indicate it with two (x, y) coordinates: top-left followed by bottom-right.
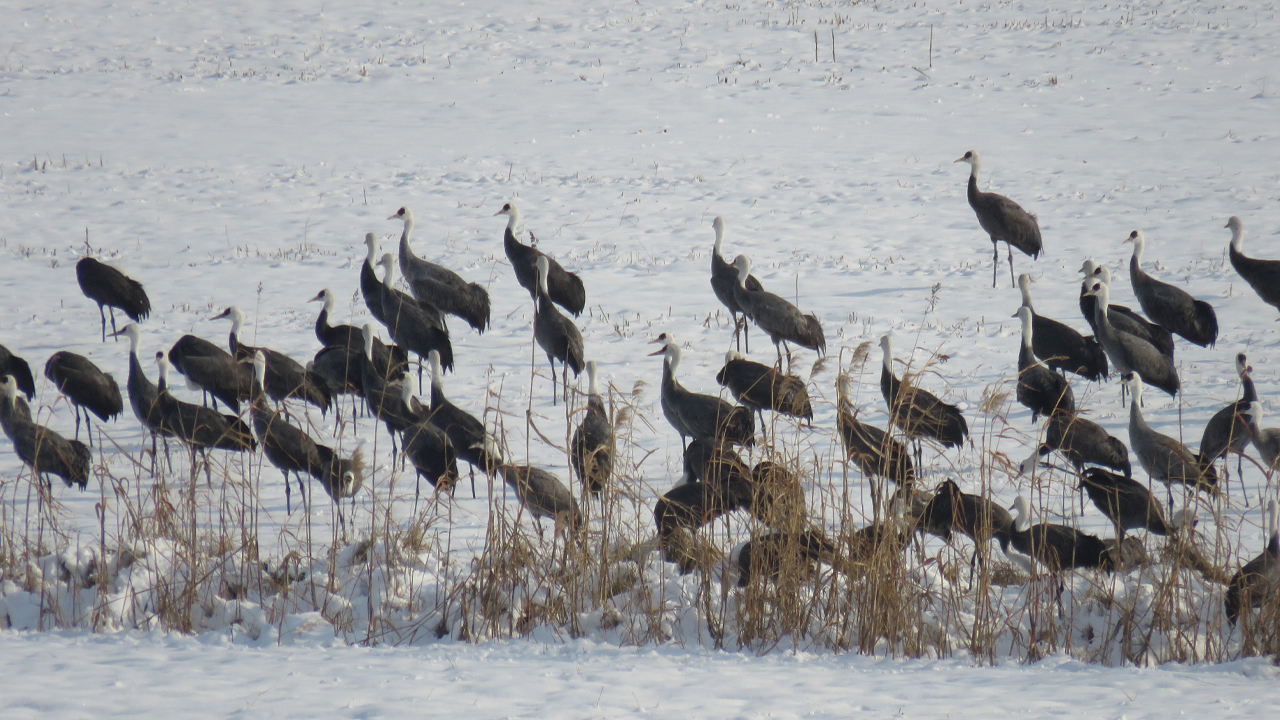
(3, 0), (1280, 714)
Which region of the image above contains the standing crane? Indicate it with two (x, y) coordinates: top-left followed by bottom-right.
(391, 207), (491, 333)
(954, 150), (1042, 288)
(1017, 274), (1107, 381)
(423, 349), (502, 498)
(1126, 230), (1218, 348)
(110, 323), (174, 472)
(1079, 262), (1174, 358)
(715, 350), (812, 421)
(1013, 306), (1075, 422)
(533, 255), (585, 405)
(1084, 281), (1179, 400)
(708, 217), (762, 351)
(649, 333), (755, 450)
(1124, 376), (1218, 503)
(571, 360), (613, 494)
(212, 306), (330, 413)
(43, 351), (123, 444)
(1, 375), (91, 491)
(76, 256), (150, 342)
(494, 202), (586, 316)
(731, 254), (825, 369)
(879, 335), (968, 464)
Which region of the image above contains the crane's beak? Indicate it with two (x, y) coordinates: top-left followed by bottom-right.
(1122, 233), (1136, 244)
(307, 291), (324, 303)
(108, 327), (126, 338)
(1011, 311), (1019, 319)
(492, 209), (506, 217)
(953, 156), (965, 163)
(386, 213), (399, 221)
(210, 308), (231, 321)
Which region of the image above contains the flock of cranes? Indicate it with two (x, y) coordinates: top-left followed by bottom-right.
(2, 152), (1279, 628)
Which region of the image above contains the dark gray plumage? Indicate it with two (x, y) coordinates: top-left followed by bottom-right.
(1, 375), (92, 490)
(731, 255), (825, 365)
(835, 374), (914, 486)
(76, 256), (151, 342)
(391, 207), (491, 333)
(425, 349), (501, 482)
(249, 351), (323, 513)
(0, 343), (36, 400)
(1042, 410), (1131, 477)
(400, 383), (460, 498)
(495, 202), (586, 316)
(43, 351), (122, 443)
(111, 324), (174, 466)
(1124, 376), (1217, 497)
(735, 530), (842, 587)
(212, 306), (330, 413)
(1225, 500), (1279, 626)
(571, 360), (613, 494)
(533, 255), (585, 405)
(167, 333), (253, 414)
(709, 217), (763, 352)
(1079, 468), (1188, 539)
(715, 351), (812, 420)
(499, 464), (581, 535)
(1227, 216), (1280, 318)
(1086, 281), (1179, 398)
(955, 150), (1042, 288)
(649, 333), (755, 449)
(879, 335), (968, 451)
(1197, 353), (1255, 474)
(154, 353), (255, 454)
(1017, 274), (1107, 381)
(1000, 495), (1107, 573)
(1078, 262), (1175, 358)
(376, 254), (454, 374)
(1014, 307), (1074, 422)
(1126, 230), (1218, 348)
(358, 325), (418, 455)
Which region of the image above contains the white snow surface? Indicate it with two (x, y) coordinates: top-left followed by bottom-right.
(3, 0), (1280, 714)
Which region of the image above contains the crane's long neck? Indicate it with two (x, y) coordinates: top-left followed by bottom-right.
(735, 262), (750, 289)
(880, 340), (893, 374)
(968, 157), (981, 181)
(430, 353), (444, 393)
(1130, 234), (1145, 266)
(1092, 284), (1113, 333)
(400, 215), (415, 255)
(506, 208), (521, 234)
(1012, 498), (1030, 533)
(365, 234), (378, 266)
(381, 261), (395, 289)
(230, 312), (244, 343)
(1019, 313), (1033, 349)
(363, 329), (375, 361)
(667, 345), (682, 377)
(157, 355), (171, 392)
(1128, 384), (1148, 430)
(713, 223), (725, 257)
(1018, 276), (1034, 310)
(128, 329), (141, 359)
(588, 364), (600, 396)
(1230, 224), (1244, 253)
(320, 293), (335, 325)
(252, 356), (267, 397)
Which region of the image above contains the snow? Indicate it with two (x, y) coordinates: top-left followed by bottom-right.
(3, 0), (1280, 714)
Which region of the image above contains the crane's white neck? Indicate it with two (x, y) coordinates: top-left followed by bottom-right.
(0, 376), (15, 400)
(126, 325), (141, 356)
(587, 361), (600, 396)
(362, 325), (375, 360)
(536, 258), (550, 295)
(1090, 282), (1112, 321)
(380, 257), (396, 288)
(1229, 221), (1244, 253)
(506, 205), (521, 233)
(321, 291), (335, 316)
(156, 354), (171, 389)
(400, 211), (415, 242)
(880, 337), (893, 372)
(1012, 495), (1031, 532)
(364, 233), (378, 265)
(429, 351), (444, 391)
(666, 343), (682, 376)
(1127, 379), (1144, 421)
(253, 352), (267, 386)
(1017, 274), (1034, 310)
(228, 308), (245, 339)
(968, 157), (980, 179)
(1129, 232), (1146, 265)
(1017, 308), (1034, 348)
(712, 218), (726, 255)
(400, 379), (414, 407)
(734, 257), (751, 287)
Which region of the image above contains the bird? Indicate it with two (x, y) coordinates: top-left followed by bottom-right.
(422, 349), (501, 497)
(312, 442), (364, 529)
(1123, 375), (1218, 500)
(1226, 216), (1280, 318)
(376, 253), (454, 376)
(1197, 353), (1256, 482)
(731, 254), (825, 368)
(715, 350), (813, 420)
(655, 478), (754, 556)
(735, 530), (843, 587)
(1242, 403), (1280, 472)
(917, 478), (1013, 583)
(533, 255), (585, 405)
(1001, 495), (1107, 573)
(1013, 306), (1075, 422)
(360, 233), (390, 327)
(879, 335), (968, 461)
(358, 325), (419, 458)
(1079, 262), (1175, 359)
(571, 360), (613, 494)
(390, 207), (491, 333)
(835, 373), (915, 487)
(708, 217), (763, 352)
(0, 343), (36, 401)
(954, 150), (1042, 289)
(1085, 281), (1179, 399)
(43, 351), (123, 444)
(1041, 410), (1132, 478)
(211, 306), (330, 413)
(748, 461), (806, 530)
(499, 464), (581, 536)
(1125, 230), (1218, 348)
(76, 256), (151, 342)
(308, 288), (407, 413)
(681, 437), (752, 489)
(1, 375), (92, 491)
(167, 332), (253, 414)
(1225, 499), (1279, 626)
(648, 333), (755, 449)
(399, 383), (460, 499)
(1016, 274), (1107, 381)
(154, 352), (255, 459)
(110, 324), (175, 471)
(494, 202), (586, 316)
(1079, 468), (1191, 540)
(248, 350), (325, 514)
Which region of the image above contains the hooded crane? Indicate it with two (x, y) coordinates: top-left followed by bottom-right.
(1227, 216), (1280, 318)
(1017, 274), (1107, 381)
(249, 350), (324, 514)
(649, 333), (754, 450)
(358, 325), (418, 458)
(399, 382), (460, 499)
(1001, 495), (1107, 573)
(1079, 262), (1174, 358)
(682, 437), (752, 488)
(0, 343), (36, 400)
(955, 150), (1042, 289)
(716, 350), (812, 421)
(879, 335), (968, 462)
(1079, 468), (1192, 541)
(76, 256), (150, 342)
(1243, 403), (1280, 472)
(1124, 375), (1218, 501)
(111, 323), (174, 471)
(313, 443), (364, 531)
(1039, 409), (1131, 477)
(1014, 306), (1075, 422)
(424, 349), (501, 497)
(360, 233), (390, 326)
(735, 530), (844, 587)
(918, 479), (1014, 583)
(167, 331), (253, 414)
(1085, 280), (1179, 399)
(390, 207), (491, 333)
(708, 217), (763, 352)
(835, 373), (915, 487)
(571, 360), (613, 494)
(377, 253), (454, 380)
(655, 477), (754, 573)
(1225, 499), (1280, 626)
(499, 464), (582, 537)
(1, 375), (91, 491)
(533, 255), (585, 405)
(43, 351), (122, 444)
(212, 306), (330, 413)
(494, 202), (586, 316)
(154, 352), (255, 464)
(308, 288), (407, 411)
(731, 255), (825, 369)
(1197, 353), (1256, 483)
(1126, 230), (1218, 347)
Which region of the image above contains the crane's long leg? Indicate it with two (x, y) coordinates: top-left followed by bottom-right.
(550, 357), (558, 406)
(109, 307), (119, 339)
(562, 361), (570, 405)
(74, 406), (82, 442)
(285, 471), (293, 514)
(732, 311), (741, 352)
(744, 316), (750, 354)
(992, 242), (999, 289)
(1007, 243), (1017, 289)
(99, 304), (107, 342)
(85, 413), (94, 447)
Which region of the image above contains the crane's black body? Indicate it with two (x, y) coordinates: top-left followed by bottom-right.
(1015, 308), (1075, 422)
(167, 334), (253, 413)
(571, 363), (612, 494)
(1018, 275), (1107, 381)
(652, 335), (754, 449)
(716, 353), (812, 420)
(957, 151), (1042, 288)
(392, 207), (491, 333)
(76, 257), (150, 342)
(1127, 231), (1218, 348)
(1079, 468), (1177, 538)
(533, 257), (585, 405)
(879, 337), (968, 459)
(1044, 410), (1131, 477)
(44, 351), (123, 443)
(497, 203), (586, 316)
(1227, 216), (1280, 318)
(1, 377), (91, 490)
(708, 217), (763, 352)
(0, 344), (36, 400)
